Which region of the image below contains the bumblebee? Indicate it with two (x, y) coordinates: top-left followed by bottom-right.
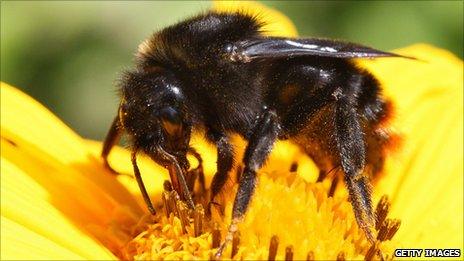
(102, 11), (410, 256)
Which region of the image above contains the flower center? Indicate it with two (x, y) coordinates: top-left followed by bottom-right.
(119, 164), (400, 260)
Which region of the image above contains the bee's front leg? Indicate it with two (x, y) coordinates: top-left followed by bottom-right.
(101, 115), (122, 174)
(215, 109), (281, 259)
(131, 149), (156, 215)
(150, 146), (196, 210)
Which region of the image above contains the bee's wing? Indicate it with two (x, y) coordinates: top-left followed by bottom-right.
(229, 37), (415, 62)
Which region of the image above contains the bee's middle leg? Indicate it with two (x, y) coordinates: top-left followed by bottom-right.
(215, 109), (280, 258)
(208, 131), (234, 202)
(186, 147), (206, 193)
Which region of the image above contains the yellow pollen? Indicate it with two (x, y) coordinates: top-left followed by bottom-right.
(120, 168), (401, 260)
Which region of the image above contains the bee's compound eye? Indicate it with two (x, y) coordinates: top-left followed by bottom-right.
(159, 107), (182, 137)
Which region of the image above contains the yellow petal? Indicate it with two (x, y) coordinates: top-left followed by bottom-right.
(1, 83), (143, 214)
(1, 216), (85, 260)
(360, 45), (463, 249)
(0, 82), (148, 259)
(212, 0), (298, 37)
(1, 146), (116, 260)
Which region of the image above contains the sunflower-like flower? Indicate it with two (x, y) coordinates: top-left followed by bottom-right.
(1, 2), (462, 260)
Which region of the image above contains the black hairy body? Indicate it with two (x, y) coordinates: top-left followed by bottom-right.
(102, 11), (405, 256)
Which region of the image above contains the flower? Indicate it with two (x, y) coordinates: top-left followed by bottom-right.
(1, 2), (462, 260)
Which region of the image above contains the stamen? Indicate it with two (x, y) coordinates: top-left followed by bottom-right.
(162, 191), (171, 217)
(124, 167), (403, 260)
(285, 245), (294, 261)
(375, 195), (390, 230)
(212, 223), (221, 248)
(385, 219), (401, 240)
(364, 241), (380, 261)
(377, 219), (401, 241)
(306, 251), (314, 261)
(268, 235), (279, 261)
(169, 190), (181, 218)
(162, 180), (174, 217)
(193, 204), (204, 237)
(176, 201), (189, 234)
(231, 232), (240, 258)
(377, 222), (388, 241)
(290, 162), (298, 172)
(384, 219), (401, 241)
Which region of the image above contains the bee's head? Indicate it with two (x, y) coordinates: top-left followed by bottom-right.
(118, 69), (191, 169)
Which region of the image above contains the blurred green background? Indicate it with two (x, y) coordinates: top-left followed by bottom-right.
(2, 1), (463, 140)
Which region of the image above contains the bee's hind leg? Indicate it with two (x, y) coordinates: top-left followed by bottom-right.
(215, 109), (280, 259)
(335, 90), (375, 242)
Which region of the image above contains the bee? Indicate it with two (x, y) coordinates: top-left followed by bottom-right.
(101, 10), (412, 257)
